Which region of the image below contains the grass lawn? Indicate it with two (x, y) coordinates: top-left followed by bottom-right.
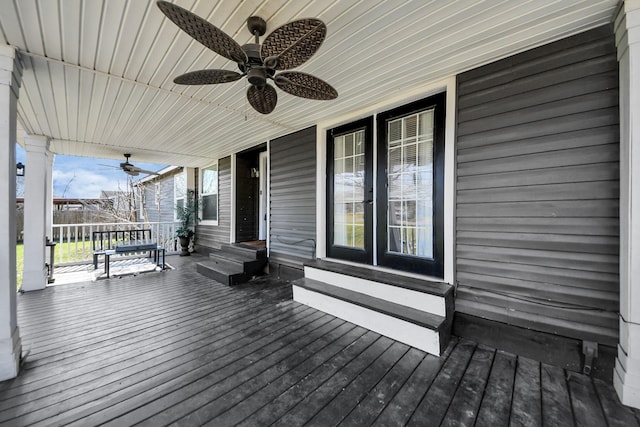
(16, 243), (23, 290)
(16, 241), (93, 290)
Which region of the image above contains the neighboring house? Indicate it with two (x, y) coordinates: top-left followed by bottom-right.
(134, 166), (186, 224)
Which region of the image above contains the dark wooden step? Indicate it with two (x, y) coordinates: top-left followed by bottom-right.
(208, 250), (265, 275)
(305, 259), (452, 298)
(196, 261), (246, 286)
(221, 244), (267, 260)
(197, 245), (268, 286)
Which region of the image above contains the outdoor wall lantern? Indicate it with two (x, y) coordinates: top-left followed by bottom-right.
(16, 162), (25, 177)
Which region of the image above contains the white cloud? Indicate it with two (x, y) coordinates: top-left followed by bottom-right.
(52, 168), (130, 198)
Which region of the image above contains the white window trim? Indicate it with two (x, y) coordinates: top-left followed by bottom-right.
(174, 170), (187, 222)
(200, 161), (219, 226)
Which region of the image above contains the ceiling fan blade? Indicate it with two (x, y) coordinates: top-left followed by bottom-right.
(174, 69), (243, 85)
(247, 84), (278, 114)
(125, 164), (160, 176)
(157, 1), (247, 64)
(97, 163), (121, 169)
(274, 72), (338, 100)
(261, 18), (326, 70)
(135, 168), (161, 176)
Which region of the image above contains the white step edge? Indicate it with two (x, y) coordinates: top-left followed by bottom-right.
(293, 284), (441, 356)
(304, 266), (447, 317)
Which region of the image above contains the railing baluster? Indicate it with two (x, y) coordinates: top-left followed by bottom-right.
(73, 224), (79, 263)
(46, 221), (181, 265)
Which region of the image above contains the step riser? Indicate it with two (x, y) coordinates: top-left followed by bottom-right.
(293, 285), (442, 356)
(208, 255), (264, 275)
(221, 245), (266, 259)
(196, 264), (244, 286)
(304, 267), (447, 317)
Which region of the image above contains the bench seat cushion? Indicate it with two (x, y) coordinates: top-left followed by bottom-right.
(115, 243), (158, 252)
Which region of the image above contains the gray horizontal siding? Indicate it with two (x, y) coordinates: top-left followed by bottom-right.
(269, 126), (317, 264)
(139, 174), (176, 223)
(455, 25), (619, 346)
(197, 156), (231, 249)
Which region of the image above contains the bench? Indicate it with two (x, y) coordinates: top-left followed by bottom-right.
(92, 229), (165, 278)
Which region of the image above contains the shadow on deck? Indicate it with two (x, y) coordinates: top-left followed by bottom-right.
(1, 253), (639, 426)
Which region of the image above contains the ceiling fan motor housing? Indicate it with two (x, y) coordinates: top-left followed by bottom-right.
(241, 43), (273, 88)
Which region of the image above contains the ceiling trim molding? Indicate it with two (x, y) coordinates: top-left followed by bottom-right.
(49, 137), (218, 166)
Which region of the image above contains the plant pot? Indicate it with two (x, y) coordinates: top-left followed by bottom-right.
(178, 236), (191, 256)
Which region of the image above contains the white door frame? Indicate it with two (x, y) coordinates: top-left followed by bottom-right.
(258, 150), (269, 241)
(315, 76), (456, 284)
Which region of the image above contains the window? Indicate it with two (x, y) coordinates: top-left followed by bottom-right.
(333, 130), (366, 249)
(386, 109), (434, 258)
(201, 163), (218, 222)
(174, 171), (186, 220)
(154, 183), (161, 206)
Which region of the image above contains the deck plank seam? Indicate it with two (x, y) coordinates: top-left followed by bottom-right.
(407, 339), (474, 425)
(368, 351), (428, 427)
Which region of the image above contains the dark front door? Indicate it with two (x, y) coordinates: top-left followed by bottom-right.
(327, 117), (374, 264)
(236, 145), (265, 242)
(376, 93), (445, 277)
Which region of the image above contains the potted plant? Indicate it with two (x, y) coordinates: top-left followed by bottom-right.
(175, 190), (198, 256)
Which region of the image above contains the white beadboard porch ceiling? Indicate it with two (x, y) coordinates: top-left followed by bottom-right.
(1, 0), (619, 168)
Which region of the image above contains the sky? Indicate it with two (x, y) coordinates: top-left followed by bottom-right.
(16, 144), (166, 199)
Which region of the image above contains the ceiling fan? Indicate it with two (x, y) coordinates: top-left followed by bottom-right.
(101, 154), (160, 177)
(157, 1), (338, 114)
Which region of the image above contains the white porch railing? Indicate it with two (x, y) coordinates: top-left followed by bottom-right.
(50, 221), (180, 265)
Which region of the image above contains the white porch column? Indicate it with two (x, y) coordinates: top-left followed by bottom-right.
(0, 45), (22, 381)
(22, 135), (51, 292)
(615, 0), (640, 409)
(185, 166), (196, 190)
(45, 154), (54, 239)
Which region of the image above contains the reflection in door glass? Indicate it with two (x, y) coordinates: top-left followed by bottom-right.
(334, 130), (366, 248)
(387, 109), (434, 258)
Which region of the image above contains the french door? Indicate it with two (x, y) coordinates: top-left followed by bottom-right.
(376, 93), (445, 277)
(327, 93), (444, 277)
(327, 117), (374, 264)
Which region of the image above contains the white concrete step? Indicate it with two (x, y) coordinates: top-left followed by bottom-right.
(303, 259), (453, 317)
(293, 278), (449, 356)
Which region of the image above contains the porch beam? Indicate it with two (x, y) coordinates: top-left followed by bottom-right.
(614, 0), (640, 409)
(21, 134), (52, 292)
(0, 45), (22, 381)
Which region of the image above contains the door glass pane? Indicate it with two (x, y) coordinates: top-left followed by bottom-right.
(387, 109), (434, 258)
(334, 130), (366, 249)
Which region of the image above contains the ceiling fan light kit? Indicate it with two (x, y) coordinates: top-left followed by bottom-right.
(157, 1), (338, 114)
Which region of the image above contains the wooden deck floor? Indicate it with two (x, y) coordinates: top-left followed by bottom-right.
(1, 254), (639, 426)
